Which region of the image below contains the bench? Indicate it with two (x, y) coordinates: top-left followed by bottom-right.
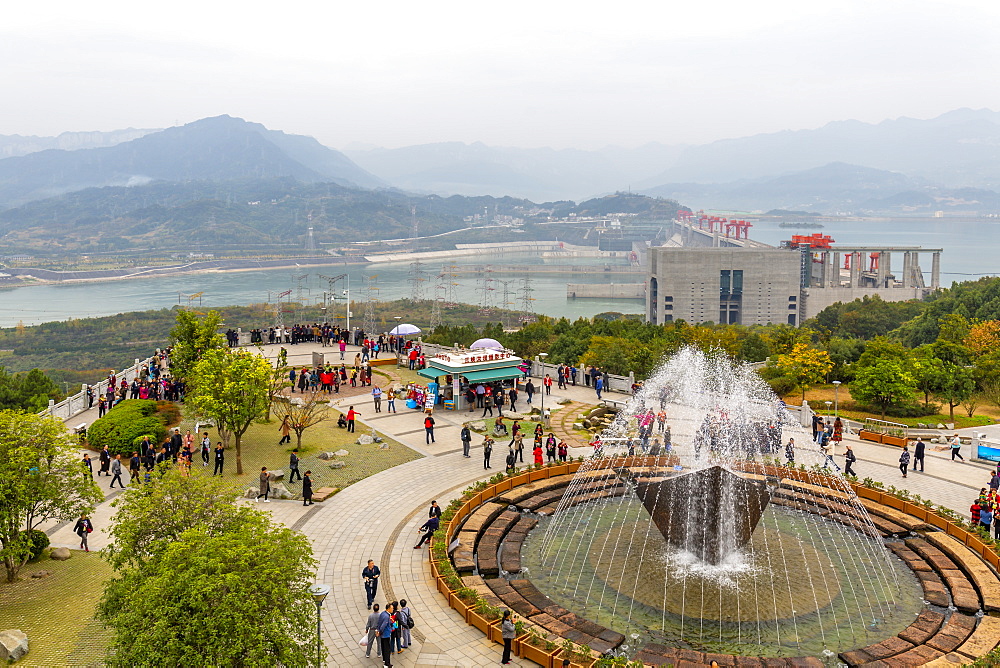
(600, 398), (627, 409)
(924, 531), (1000, 613)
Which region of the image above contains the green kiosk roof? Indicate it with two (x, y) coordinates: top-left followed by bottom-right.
(418, 367), (522, 383)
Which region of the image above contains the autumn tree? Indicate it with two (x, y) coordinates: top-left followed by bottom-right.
(774, 343), (833, 400)
(188, 348), (271, 475)
(272, 387), (331, 448)
(965, 320), (1000, 355)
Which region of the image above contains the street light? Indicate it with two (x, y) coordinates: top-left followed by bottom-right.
(825, 401), (833, 416)
(832, 380), (841, 417)
(310, 583), (330, 667)
(536, 353), (549, 424)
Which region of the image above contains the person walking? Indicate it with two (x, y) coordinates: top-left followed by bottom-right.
(256, 466), (271, 502)
(424, 414), (436, 444)
(288, 449), (301, 483)
(128, 451), (141, 483)
(99, 446), (111, 477)
(533, 442), (543, 466)
(346, 406), (359, 433)
(73, 514), (94, 552)
(505, 447), (517, 472)
(501, 609), (516, 664)
(595, 374), (604, 400)
(82, 453), (94, 479)
(365, 603), (382, 659)
(951, 434), (965, 461)
(213, 442), (225, 476)
(913, 438), (926, 472)
(413, 515), (439, 548)
(899, 445), (911, 478)
(844, 444), (857, 476)
(372, 385), (383, 413)
(386, 386), (397, 413)
(483, 437), (494, 469)
(109, 454), (126, 489)
(543, 374), (553, 396)
(278, 416), (292, 445)
(200, 432), (211, 467)
(508, 387), (518, 413)
(398, 599), (412, 650)
(525, 379), (535, 405)
(302, 470), (313, 506)
(363, 559), (381, 610)
(461, 425), (472, 457)
(513, 433), (524, 463)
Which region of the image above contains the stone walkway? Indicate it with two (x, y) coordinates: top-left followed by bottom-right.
(49, 348), (999, 666)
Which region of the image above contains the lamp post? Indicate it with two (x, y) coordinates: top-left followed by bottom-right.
(310, 583), (330, 667)
(832, 380), (841, 417)
(536, 352), (549, 425)
(825, 401), (833, 416)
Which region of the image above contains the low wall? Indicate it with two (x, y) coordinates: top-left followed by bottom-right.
(41, 354), (158, 424)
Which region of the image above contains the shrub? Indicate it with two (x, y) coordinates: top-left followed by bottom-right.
(22, 529), (49, 561)
(87, 399), (167, 456)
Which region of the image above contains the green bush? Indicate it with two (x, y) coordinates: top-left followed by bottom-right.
(22, 529), (50, 561)
(87, 399), (167, 456)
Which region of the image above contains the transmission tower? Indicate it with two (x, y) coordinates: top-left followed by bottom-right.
(497, 279), (516, 328)
(430, 284), (444, 330)
(441, 263), (460, 307)
(363, 274), (379, 335)
(518, 276), (536, 323)
(305, 226), (316, 252)
(318, 273), (347, 322)
(476, 265), (496, 315)
(407, 261), (427, 302)
(273, 289), (292, 330)
(410, 204), (418, 239)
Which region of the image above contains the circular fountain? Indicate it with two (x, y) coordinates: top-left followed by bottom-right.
(517, 348), (924, 661)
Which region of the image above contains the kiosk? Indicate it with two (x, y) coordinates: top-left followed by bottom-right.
(417, 348), (525, 410)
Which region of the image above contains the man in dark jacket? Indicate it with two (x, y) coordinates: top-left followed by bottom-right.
(377, 602), (395, 667)
(302, 470), (313, 506)
(413, 515), (439, 549)
(363, 560), (381, 609)
(99, 446), (111, 476)
(460, 425), (472, 457)
(213, 442), (225, 476)
(913, 438), (926, 472)
(288, 449), (301, 483)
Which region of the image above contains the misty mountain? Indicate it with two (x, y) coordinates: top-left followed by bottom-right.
(0, 128), (157, 158)
(644, 162), (1000, 214)
(344, 141), (685, 202)
(0, 116), (382, 209)
(642, 108), (1000, 189)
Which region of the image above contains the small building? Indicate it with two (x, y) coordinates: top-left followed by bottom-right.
(418, 348), (525, 410)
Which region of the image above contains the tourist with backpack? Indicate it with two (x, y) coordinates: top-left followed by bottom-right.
(397, 599), (414, 650)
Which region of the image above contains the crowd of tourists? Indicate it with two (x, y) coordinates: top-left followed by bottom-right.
(89, 351), (178, 418)
(970, 465), (1000, 540)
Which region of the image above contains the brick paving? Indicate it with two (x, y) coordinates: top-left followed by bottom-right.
(48, 351), (1000, 666)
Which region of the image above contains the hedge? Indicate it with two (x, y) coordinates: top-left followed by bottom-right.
(87, 399), (167, 456)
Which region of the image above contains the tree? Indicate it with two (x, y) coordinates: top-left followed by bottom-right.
(935, 362), (976, 421)
(774, 343), (833, 400)
(272, 388), (331, 448)
(98, 471), (320, 667)
(264, 359), (292, 423)
(965, 320), (1000, 355)
(0, 411), (101, 581)
(168, 309), (225, 380)
(911, 353), (945, 410)
(188, 348), (271, 475)
(850, 359), (916, 419)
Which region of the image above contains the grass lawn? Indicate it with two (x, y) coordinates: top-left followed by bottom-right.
(785, 384), (998, 429)
(174, 405), (422, 496)
(0, 551), (114, 666)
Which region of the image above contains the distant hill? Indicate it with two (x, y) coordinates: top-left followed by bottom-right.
(345, 141), (685, 202)
(0, 128), (157, 158)
(641, 108), (1000, 189)
(0, 116), (383, 209)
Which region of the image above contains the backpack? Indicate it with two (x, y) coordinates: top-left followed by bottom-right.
(400, 608), (415, 629)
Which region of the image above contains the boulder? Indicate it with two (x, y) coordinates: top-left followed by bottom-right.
(30, 570), (51, 579)
(469, 421), (487, 432)
(557, 398), (571, 405)
(573, 423), (584, 430)
(356, 434), (374, 445)
(334, 449), (350, 457)
(328, 461), (347, 469)
(0, 629), (28, 662)
(267, 469), (285, 482)
(317, 452), (336, 460)
(269, 483), (293, 500)
(49, 547), (71, 561)
(244, 487), (260, 499)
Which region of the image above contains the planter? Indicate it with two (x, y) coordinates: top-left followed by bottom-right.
(518, 639), (558, 666)
(858, 429), (883, 443)
(468, 609), (493, 633)
(451, 594), (472, 619)
(529, 469), (548, 482)
(882, 435), (908, 447)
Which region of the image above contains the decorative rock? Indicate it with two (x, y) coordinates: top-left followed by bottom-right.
(334, 449), (350, 457)
(573, 423), (584, 430)
(328, 461), (346, 469)
(556, 398), (571, 405)
(317, 452), (336, 460)
(267, 469), (285, 482)
(0, 629), (28, 662)
(937, 423), (947, 429)
(311, 486), (339, 501)
(356, 434), (374, 445)
(244, 487), (260, 499)
(30, 570), (51, 579)
(269, 483), (293, 500)
(49, 547), (71, 561)
(470, 421), (487, 432)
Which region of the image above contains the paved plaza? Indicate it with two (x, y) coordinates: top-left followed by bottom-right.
(47, 341), (996, 666)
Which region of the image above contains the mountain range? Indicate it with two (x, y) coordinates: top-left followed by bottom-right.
(2, 109), (1000, 222)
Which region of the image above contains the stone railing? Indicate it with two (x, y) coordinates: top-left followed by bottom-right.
(40, 354), (159, 424)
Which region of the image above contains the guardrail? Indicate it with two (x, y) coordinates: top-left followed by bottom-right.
(40, 354), (159, 423)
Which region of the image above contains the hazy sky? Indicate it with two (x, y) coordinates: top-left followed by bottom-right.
(3, 0), (999, 149)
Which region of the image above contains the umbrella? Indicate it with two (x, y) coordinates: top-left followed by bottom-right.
(389, 323), (421, 336)
(470, 338), (504, 350)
